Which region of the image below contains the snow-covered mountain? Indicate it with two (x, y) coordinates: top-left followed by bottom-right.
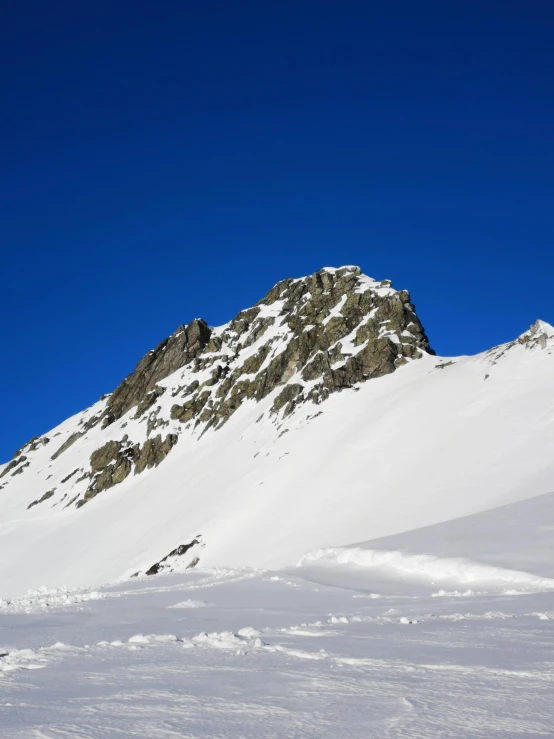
(1, 265), (553, 598)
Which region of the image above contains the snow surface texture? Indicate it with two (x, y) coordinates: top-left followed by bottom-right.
(0, 270), (553, 597)
(2, 493), (554, 737)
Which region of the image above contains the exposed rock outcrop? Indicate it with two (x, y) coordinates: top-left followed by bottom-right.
(77, 433), (179, 507)
(1, 436), (50, 476)
(168, 266), (433, 430)
(139, 537), (202, 576)
(0, 455), (27, 479)
(27, 489), (56, 510)
(102, 318), (212, 426)
(51, 432), (83, 461)
(517, 320), (553, 350)
(486, 319), (554, 365)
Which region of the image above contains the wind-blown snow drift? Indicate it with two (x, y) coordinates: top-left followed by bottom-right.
(298, 547), (554, 592)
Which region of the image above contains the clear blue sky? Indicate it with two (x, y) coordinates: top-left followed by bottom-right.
(1, 1), (553, 461)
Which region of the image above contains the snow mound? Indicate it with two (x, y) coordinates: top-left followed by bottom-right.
(168, 599), (212, 609)
(0, 586), (105, 614)
(0, 648), (48, 673)
(432, 589), (476, 598)
(298, 547), (554, 592)
(191, 629), (266, 651)
(128, 633), (179, 644)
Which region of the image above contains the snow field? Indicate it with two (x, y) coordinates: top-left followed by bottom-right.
(1, 564), (554, 737)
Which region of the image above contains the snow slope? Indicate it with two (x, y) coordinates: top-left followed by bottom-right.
(0, 314), (553, 598)
(2, 493), (554, 738)
(0, 265), (553, 600)
(347, 489), (554, 579)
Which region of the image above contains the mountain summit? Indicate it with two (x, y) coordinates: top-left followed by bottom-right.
(102, 264), (433, 432)
(2, 266), (433, 511)
(0, 267), (553, 597)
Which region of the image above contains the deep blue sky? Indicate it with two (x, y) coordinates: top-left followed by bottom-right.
(1, 1), (553, 461)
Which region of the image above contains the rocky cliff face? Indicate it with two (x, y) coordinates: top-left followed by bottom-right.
(1, 266), (433, 509)
(106, 265), (433, 432)
(103, 318), (212, 426)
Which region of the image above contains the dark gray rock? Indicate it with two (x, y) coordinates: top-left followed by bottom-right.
(90, 440), (122, 472)
(79, 433), (179, 507)
(0, 455), (28, 479)
(133, 433), (178, 475)
(143, 537), (201, 576)
(66, 268), (433, 450)
(170, 267), (433, 428)
(27, 489), (56, 510)
(51, 432), (84, 461)
(103, 318), (212, 426)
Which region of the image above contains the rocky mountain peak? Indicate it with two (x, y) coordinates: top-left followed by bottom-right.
(522, 319), (554, 349)
(1, 266), (435, 510)
(165, 265), (434, 429)
(484, 319), (554, 366)
(95, 265), (433, 433)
